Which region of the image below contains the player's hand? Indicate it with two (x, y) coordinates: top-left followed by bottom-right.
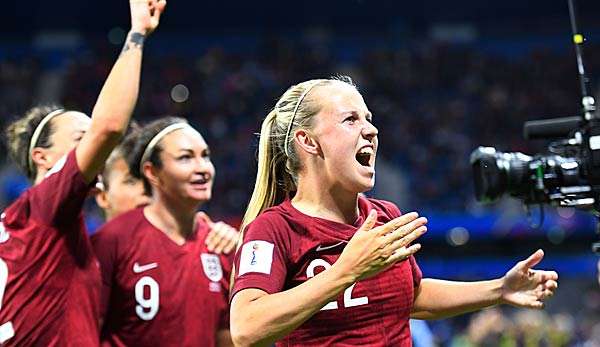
(335, 210), (427, 282)
(500, 249), (559, 309)
(129, 0), (167, 36)
(197, 212), (240, 255)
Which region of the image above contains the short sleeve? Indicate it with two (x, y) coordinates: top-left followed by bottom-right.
(91, 225), (119, 320)
(28, 149), (93, 227)
(409, 255), (422, 288)
(230, 212), (291, 301)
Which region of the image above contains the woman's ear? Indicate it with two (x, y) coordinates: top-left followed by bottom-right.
(142, 161), (161, 188)
(294, 129), (320, 156)
(30, 147), (52, 172)
(94, 189), (110, 211)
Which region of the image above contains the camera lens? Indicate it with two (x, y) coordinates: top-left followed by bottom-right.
(471, 147), (532, 202)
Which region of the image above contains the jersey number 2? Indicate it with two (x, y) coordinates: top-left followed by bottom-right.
(135, 276), (159, 320)
(0, 258), (15, 343)
(306, 259), (369, 311)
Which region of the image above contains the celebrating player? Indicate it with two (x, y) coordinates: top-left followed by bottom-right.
(0, 1), (166, 345)
(92, 117), (234, 346)
(229, 77), (559, 346)
(94, 128), (239, 255)
(95, 127), (152, 222)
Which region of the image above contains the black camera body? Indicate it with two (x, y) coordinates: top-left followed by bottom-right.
(471, 112), (600, 253)
(470, 0), (600, 253)
(471, 114), (600, 208)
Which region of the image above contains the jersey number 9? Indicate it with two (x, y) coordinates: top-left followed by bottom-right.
(135, 276), (159, 320)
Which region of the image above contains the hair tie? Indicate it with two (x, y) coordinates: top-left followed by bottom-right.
(283, 82), (322, 157)
(28, 109), (65, 173)
(139, 123), (191, 173)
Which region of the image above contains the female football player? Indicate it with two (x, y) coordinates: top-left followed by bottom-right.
(94, 128), (239, 252)
(230, 77), (559, 346)
(92, 117), (234, 346)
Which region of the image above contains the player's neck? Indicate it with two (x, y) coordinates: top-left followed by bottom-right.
(33, 168), (49, 185)
(144, 197), (197, 245)
(292, 178), (359, 224)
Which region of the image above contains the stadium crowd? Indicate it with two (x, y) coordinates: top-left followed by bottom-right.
(58, 38), (600, 217)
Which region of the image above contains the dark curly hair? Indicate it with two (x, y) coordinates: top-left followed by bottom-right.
(5, 105), (64, 180)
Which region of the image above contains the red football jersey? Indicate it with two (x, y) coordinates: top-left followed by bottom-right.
(92, 208), (232, 347)
(0, 149), (101, 346)
(232, 196), (422, 347)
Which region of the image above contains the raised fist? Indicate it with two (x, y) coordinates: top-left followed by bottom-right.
(129, 0), (167, 36)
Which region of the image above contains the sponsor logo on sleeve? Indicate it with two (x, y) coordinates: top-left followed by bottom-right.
(200, 253), (223, 282)
(238, 240), (274, 276)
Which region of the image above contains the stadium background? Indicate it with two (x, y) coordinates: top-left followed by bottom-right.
(2, 0), (600, 345)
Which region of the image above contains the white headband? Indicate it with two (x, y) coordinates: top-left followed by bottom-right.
(283, 82), (323, 157)
(139, 123), (191, 173)
(28, 109), (65, 173)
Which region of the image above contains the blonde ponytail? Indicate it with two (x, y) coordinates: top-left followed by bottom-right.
(241, 110), (279, 230)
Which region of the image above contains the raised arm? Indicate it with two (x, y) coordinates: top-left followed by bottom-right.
(76, 0), (166, 182)
(230, 211), (427, 347)
(411, 249), (558, 320)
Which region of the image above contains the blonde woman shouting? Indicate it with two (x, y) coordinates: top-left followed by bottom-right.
(230, 77), (558, 346)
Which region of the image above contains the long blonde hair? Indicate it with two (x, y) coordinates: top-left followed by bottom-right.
(241, 76), (356, 231)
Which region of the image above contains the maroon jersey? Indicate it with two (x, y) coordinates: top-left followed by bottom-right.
(92, 208), (232, 347)
(0, 149), (101, 346)
(232, 196), (422, 347)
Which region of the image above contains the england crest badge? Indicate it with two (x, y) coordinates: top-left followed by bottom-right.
(201, 253), (223, 282)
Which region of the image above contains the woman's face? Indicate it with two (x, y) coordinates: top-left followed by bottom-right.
(38, 111), (91, 170)
(306, 83), (378, 194)
(152, 127), (215, 205)
(97, 157), (151, 221)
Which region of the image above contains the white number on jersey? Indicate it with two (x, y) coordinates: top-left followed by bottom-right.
(0, 213), (9, 243)
(0, 258), (15, 343)
(306, 258), (368, 311)
(135, 276), (159, 320)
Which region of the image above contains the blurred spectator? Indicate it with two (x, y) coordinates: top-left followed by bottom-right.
(51, 39), (600, 218)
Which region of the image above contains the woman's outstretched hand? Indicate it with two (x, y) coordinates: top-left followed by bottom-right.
(500, 249), (559, 309)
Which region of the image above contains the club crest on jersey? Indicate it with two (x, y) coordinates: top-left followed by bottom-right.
(201, 253), (223, 282)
